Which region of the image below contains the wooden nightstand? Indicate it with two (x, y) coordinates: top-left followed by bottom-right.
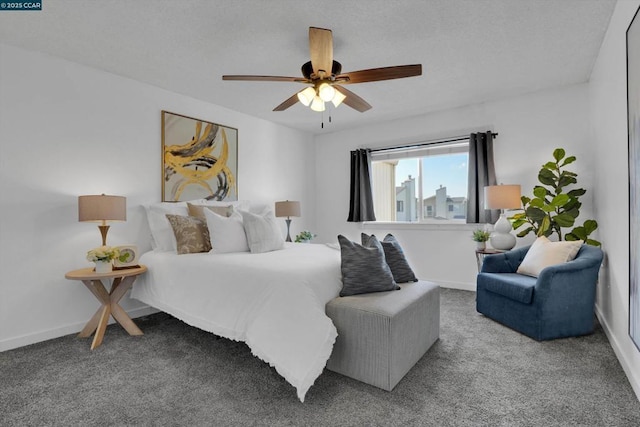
(65, 265), (147, 350)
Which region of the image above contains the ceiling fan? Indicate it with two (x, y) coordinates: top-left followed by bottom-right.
(222, 27), (422, 113)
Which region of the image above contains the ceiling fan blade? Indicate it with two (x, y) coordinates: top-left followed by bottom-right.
(336, 64), (422, 84)
(273, 93), (300, 111)
(309, 27), (333, 78)
(334, 86), (372, 112)
(223, 75), (310, 83)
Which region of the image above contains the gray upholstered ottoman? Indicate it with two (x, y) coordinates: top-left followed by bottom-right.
(325, 280), (440, 391)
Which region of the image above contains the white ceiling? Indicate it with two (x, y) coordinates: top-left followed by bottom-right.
(0, 0), (616, 134)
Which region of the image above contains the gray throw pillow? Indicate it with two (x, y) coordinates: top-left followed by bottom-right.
(338, 234), (399, 297)
(362, 233), (418, 283)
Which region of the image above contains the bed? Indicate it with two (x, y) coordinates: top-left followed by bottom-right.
(130, 241), (342, 402)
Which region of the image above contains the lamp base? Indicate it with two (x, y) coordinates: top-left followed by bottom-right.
(285, 218), (292, 242)
(98, 225), (110, 246)
(490, 213), (516, 251)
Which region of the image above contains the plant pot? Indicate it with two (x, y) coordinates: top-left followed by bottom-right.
(476, 241), (486, 251)
(94, 260), (112, 274)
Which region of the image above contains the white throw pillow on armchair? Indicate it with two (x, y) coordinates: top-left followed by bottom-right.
(517, 236), (583, 277)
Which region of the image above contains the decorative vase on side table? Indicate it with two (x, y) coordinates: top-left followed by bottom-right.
(86, 245), (119, 274)
(94, 260), (112, 274)
(471, 229), (491, 252)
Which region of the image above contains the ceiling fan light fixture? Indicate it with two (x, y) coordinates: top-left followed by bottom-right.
(297, 87), (316, 106)
(318, 83), (336, 102)
(331, 90), (347, 108)
(223, 27), (421, 115)
(310, 96), (325, 112)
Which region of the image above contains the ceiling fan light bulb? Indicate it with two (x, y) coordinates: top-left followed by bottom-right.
(331, 90), (346, 108)
(310, 96), (325, 112)
(318, 83), (336, 102)
(297, 87), (315, 106)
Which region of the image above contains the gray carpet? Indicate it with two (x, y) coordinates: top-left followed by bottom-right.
(1, 288), (639, 426)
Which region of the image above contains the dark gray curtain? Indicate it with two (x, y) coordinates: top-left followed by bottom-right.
(466, 132), (499, 223)
(347, 149), (376, 222)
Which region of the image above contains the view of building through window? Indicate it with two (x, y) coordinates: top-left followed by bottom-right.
(370, 144), (469, 223)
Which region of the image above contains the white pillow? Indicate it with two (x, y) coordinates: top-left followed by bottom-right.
(145, 202), (188, 251)
(247, 202), (271, 214)
(204, 208), (249, 253)
(240, 209), (284, 254)
(517, 236), (583, 277)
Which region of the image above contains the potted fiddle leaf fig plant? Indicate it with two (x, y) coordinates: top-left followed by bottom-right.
(509, 148), (601, 247)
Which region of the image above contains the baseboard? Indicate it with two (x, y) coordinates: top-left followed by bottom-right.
(0, 306), (159, 352)
(595, 304), (640, 402)
(431, 279), (476, 292)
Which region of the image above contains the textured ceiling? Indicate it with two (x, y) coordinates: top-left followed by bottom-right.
(0, 0), (616, 134)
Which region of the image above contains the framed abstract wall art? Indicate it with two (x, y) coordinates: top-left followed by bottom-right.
(162, 111), (238, 202)
(628, 6), (640, 351)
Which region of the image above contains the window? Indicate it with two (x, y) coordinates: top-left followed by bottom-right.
(370, 141), (469, 223)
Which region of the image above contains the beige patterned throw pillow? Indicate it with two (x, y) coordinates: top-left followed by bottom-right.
(165, 214), (211, 254)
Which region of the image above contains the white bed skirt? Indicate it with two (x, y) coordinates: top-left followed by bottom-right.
(131, 243), (342, 401)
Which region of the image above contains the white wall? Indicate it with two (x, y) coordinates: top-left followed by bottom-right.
(589, 0), (640, 400)
(314, 84), (595, 290)
(0, 43), (315, 351)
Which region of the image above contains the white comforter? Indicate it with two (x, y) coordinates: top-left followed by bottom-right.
(130, 243), (342, 401)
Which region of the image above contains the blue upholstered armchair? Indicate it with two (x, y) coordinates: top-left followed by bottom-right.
(476, 244), (604, 341)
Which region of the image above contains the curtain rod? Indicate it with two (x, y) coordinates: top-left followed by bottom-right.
(369, 132), (498, 154)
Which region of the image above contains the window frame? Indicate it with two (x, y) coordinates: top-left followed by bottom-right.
(368, 140), (470, 226)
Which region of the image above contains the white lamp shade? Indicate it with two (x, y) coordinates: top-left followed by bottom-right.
(318, 83), (336, 102)
(331, 90), (346, 108)
(297, 87), (316, 106)
(275, 200), (301, 218)
(78, 194), (126, 222)
(310, 96), (325, 112)
(484, 185), (521, 210)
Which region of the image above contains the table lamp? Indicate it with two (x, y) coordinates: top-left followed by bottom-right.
(484, 185), (521, 250)
(78, 194), (126, 245)
(275, 200), (301, 242)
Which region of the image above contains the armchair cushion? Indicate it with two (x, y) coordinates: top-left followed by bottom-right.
(517, 236), (583, 277)
(478, 273), (537, 304)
